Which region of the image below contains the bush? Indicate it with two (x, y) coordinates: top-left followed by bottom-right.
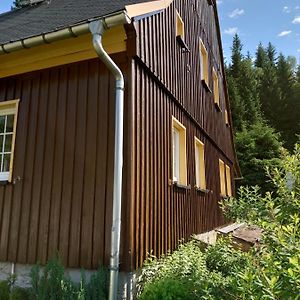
(0, 258), (108, 300)
(9, 287), (30, 300)
(221, 144), (300, 299)
(140, 277), (197, 300)
(29, 257), (108, 300)
(138, 240), (248, 300)
(0, 281), (10, 300)
(139, 145), (300, 300)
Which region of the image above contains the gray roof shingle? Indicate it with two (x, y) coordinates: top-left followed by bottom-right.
(0, 0), (148, 44)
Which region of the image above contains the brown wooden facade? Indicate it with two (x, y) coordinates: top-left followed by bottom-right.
(0, 0), (238, 272)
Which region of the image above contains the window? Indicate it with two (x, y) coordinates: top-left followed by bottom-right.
(219, 159), (226, 196)
(213, 68), (220, 108)
(225, 109), (229, 126)
(226, 165), (232, 197)
(176, 10), (185, 41)
(219, 159), (233, 197)
(194, 137), (206, 190)
(200, 39), (209, 84)
(0, 100), (19, 182)
(172, 117), (187, 185)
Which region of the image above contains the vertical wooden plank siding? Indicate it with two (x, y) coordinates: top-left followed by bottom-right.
(0, 0), (237, 273)
(0, 55), (129, 269)
(128, 0), (236, 270)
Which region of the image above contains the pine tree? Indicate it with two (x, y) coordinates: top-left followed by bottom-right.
(296, 65), (300, 83)
(258, 63), (279, 128)
(227, 36), (283, 190)
(12, 0), (24, 9)
(230, 34), (243, 79)
(255, 42), (267, 68)
(266, 42), (276, 65)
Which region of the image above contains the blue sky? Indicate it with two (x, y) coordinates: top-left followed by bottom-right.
(0, 0), (11, 14)
(1, 0), (300, 64)
(217, 0), (300, 64)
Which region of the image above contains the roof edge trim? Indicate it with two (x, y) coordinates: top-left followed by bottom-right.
(125, 0), (173, 18)
(0, 10), (131, 55)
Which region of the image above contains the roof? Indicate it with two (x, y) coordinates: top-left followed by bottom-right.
(0, 0), (148, 45)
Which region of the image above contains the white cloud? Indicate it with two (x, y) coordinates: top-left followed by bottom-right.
(224, 27), (238, 35)
(216, 0), (223, 5)
(229, 8), (245, 18)
(283, 6), (291, 13)
(278, 30), (292, 37)
(292, 16), (300, 24)
(297, 49), (300, 52)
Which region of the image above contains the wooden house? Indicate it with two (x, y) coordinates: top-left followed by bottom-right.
(0, 0), (240, 297)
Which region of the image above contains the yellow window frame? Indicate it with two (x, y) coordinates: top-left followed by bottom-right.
(172, 116), (187, 185)
(226, 165), (232, 197)
(194, 137), (206, 190)
(200, 39), (209, 84)
(225, 109), (229, 126)
(219, 159), (226, 196)
(176, 10), (185, 41)
(213, 68), (220, 107)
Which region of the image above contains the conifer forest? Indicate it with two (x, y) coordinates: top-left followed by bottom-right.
(226, 34), (300, 192)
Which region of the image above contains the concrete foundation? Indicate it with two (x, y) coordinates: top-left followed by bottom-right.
(0, 261), (138, 299)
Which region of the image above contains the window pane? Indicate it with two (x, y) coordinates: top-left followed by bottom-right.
(6, 115), (14, 133)
(195, 144), (200, 187)
(2, 154), (11, 172)
(0, 116), (5, 134)
(4, 134), (12, 152)
(172, 127), (180, 181)
(0, 135), (3, 153)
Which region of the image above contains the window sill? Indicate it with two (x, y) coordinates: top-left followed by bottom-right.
(176, 36), (190, 52)
(173, 181), (191, 190)
(214, 102), (221, 112)
(201, 80), (212, 93)
(195, 187), (211, 194)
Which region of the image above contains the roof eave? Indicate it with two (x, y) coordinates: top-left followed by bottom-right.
(0, 10), (131, 55)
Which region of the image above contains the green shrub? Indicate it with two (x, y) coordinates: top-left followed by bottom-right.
(28, 256), (108, 300)
(139, 145), (300, 300)
(205, 238), (249, 276)
(140, 277), (197, 300)
(86, 267), (108, 300)
(9, 287), (29, 300)
(221, 144), (300, 299)
(0, 281), (10, 300)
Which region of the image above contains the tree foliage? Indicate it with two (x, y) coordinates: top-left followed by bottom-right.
(221, 144), (300, 299)
(11, 0), (24, 9)
(227, 35), (300, 189)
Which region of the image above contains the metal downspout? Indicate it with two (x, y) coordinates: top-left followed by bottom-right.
(89, 20), (124, 300)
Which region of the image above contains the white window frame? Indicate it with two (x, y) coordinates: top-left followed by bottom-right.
(0, 99), (19, 182)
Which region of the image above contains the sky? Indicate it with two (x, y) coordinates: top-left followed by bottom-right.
(217, 0), (300, 64)
(0, 0), (300, 64)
